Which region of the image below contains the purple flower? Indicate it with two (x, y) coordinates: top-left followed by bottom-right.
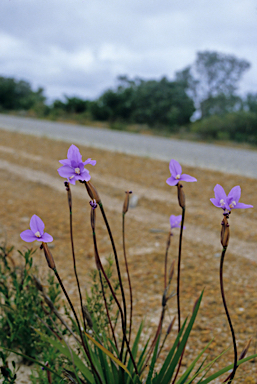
(170, 215), (182, 229)
(20, 215), (53, 243)
(210, 184), (253, 212)
(58, 144), (96, 185)
(166, 159), (197, 186)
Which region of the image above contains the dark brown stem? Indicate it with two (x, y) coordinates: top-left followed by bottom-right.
(177, 207), (185, 333)
(141, 306), (166, 374)
(53, 269), (103, 384)
(142, 234), (175, 372)
(65, 184), (87, 332)
(157, 317), (175, 359)
(164, 231), (172, 289)
(98, 202), (128, 358)
(90, 209), (138, 375)
(122, 212), (133, 348)
(98, 269), (119, 351)
(220, 246), (238, 383)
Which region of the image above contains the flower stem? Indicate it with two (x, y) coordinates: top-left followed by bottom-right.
(53, 268), (103, 384)
(98, 202), (128, 357)
(164, 231), (172, 289)
(177, 206), (185, 333)
(90, 208), (138, 375)
(65, 183), (87, 332)
(220, 246), (238, 383)
(122, 212), (133, 349)
(98, 269), (119, 351)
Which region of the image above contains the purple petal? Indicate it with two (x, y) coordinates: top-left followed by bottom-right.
(59, 159), (71, 166)
(169, 160), (182, 178)
(58, 165), (75, 179)
(180, 174), (197, 183)
(166, 176), (178, 186)
(20, 229), (37, 242)
(170, 215), (182, 228)
(30, 215), (44, 235)
(210, 185), (228, 209)
(79, 162), (85, 174)
(232, 202), (253, 209)
(70, 159), (78, 168)
(41, 233), (53, 242)
(210, 198), (221, 208)
(75, 169), (91, 182)
(83, 158), (96, 166)
(214, 184), (227, 201)
(227, 186), (241, 204)
(67, 145), (82, 164)
(69, 177), (76, 185)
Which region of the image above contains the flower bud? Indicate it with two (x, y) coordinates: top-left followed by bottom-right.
(168, 260), (175, 282)
(162, 288), (168, 307)
(41, 242), (56, 270)
(64, 181), (72, 211)
(89, 199), (97, 209)
(166, 317), (176, 335)
(85, 181), (101, 203)
(221, 215), (230, 247)
(123, 191), (132, 214)
(239, 338), (251, 360)
(177, 182), (185, 208)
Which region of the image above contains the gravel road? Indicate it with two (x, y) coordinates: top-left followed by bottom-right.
(0, 113), (256, 178)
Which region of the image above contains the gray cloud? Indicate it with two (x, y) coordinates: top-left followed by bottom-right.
(0, 0), (256, 100)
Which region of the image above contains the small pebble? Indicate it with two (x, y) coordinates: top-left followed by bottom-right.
(129, 194), (138, 208)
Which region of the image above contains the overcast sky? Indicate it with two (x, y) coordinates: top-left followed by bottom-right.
(1, 0), (257, 101)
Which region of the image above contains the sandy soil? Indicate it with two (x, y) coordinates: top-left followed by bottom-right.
(1, 129), (257, 383)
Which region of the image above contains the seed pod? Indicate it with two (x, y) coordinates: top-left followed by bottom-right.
(123, 190), (132, 214)
(64, 182), (72, 211)
(41, 243), (56, 270)
(177, 182), (185, 208)
(85, 181), (101, 203)
(221, 215), (230, 247)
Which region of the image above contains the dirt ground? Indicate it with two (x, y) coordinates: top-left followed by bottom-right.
(1, 128), (257, 383)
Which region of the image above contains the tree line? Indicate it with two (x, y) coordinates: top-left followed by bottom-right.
(1, 50), (257, 144)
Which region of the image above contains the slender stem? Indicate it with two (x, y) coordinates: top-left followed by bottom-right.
(122, 212), (133, 348)
(98, 202), (128, 358)
(220, 247), (238, 383)
(142, 234), (174, 372)
(177, 207), (185, 333)
(164, 231), (172, 289)
(141, 306), (166, 373)
(91, 210), (138, 375)
(157, 317), (175, 359)
(66, 186), (87, 332)
(53, 269), (103, 384)
(98, 269), (119, 351)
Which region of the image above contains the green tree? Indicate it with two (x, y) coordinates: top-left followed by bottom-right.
(0, 76), (45, 111)
(244, 93), (257, 114)
(176, 51), (250, 118)
(63, 96), (89, 113)
(91, 75), (195, 130)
